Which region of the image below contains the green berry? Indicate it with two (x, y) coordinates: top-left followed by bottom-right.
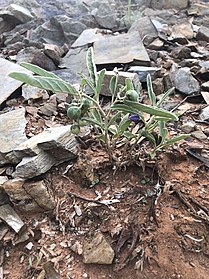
(67, 105), (81, 120)
(70, 124), (80, 135)
(126, 90), (139, 102)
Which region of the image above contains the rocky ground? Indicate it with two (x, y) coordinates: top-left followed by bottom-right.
(0, 0), (209, 278)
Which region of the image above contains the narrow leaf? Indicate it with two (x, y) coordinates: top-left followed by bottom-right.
(109, 75), (117, 96)
(117, 114), (132, 135)
(9, 72), (78, 95)
(107, 112), (121, 128)
(147, 74), (156, 106)
(82, 117), (103, 129)
(96, 69), (106, 95)
(163, 134), (190, 147)
(20, 62), (60, 79)
(86, 47), (97, 87)
(111, 103), (141, 115)
(126, 78), (134, 91)
(157, 87), (175, 107)
(124, 100), (178, 121)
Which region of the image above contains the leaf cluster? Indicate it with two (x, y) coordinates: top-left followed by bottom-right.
(9, 47), (189, 162)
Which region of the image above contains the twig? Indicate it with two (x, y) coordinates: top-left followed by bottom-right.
(189, 197), (209, 215)
(173, 190), (196, 213)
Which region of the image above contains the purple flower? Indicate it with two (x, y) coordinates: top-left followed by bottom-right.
(128, 114), (141, 123)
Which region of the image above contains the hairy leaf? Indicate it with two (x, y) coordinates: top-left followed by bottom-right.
(82, 117), (103, 128)
(20, 62), (60, 79)
(96, 69), (106, 96)
(117, 114), (132, 135)
(9, 72), (78, 95)
(147, 74), (156, 106)
(157, 87), (175, 107)
(109, 75), (118, 98)
(125, 78), (134, 91)
(162, 134), (190, 147)
(124, 100), (178, 120)
(86, 47), (97, 87)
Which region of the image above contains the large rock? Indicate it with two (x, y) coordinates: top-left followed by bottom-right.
(0, 108), (28, 166)
(151, 0), (189, 10)
(7, 4), (34, 23)
(13, 150), (56, 179)
(83, 232), (114, 264)
(174, 68), (200, 95)
(2, 178), (55, 212)
(94, 31), (150, 66)
(0, 58), (31, 106)
(13, 125), (78, 178)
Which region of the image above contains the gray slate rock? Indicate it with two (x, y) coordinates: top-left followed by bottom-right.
(13, 150), (56, 179)
(16, 46), (57, 71)
(91, 3), (117, 29)
(0, 108), (27, 166)
(83, 232), (114, 264)
(128, 66), (160, 82)
(199, 106), (209, 121)
(94, 31), (150, 66)
(8, 4), (34, 23)
(196, 26), (209, 42)
(151, 0), (189, 10)
(0, 204), (25, 233)
(14, 125), (78, 178)
(128, 17), (158, 45)
(0, 58), (31, 106)
(174, 68), (200, 95)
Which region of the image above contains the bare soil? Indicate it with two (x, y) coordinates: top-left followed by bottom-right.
(3, 145), (209, 279)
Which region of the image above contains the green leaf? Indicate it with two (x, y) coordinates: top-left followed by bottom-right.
(125, 78), (134, 91)
(162, 134), (190, 147)
(86, 47), (97, 87)
(147, 74), (156, 106)
(96, 69), (106, 96)
(90, 108), (102, 123)
(20, 62), (61, 79)
(117, 114), (132, 135)
(80, 73), (96, 94)
(154, 116), (171, 122)
(109, 75), (118, 97)
(123, 131), (136, 139)
(157, 87), (175, 107)
(82, 117), (103, 129)
(107, 112), (121, 128)
(158, 121), (165, 136)
(111, 103), (140, 115)
(124, 100), (178, 121)
(9, 72), (78, 95)
(141, 130), (156, 146)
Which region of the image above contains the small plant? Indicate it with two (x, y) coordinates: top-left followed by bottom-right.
(9, 47), (189, 165)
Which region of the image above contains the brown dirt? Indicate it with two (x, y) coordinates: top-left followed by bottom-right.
(2, 145), (209, 279)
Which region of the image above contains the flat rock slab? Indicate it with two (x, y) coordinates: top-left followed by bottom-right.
(15, 125), (77, 158)
(0, 108), (27, 166)
(94, 31), (150, 66)
(0, 204), (25, 233)
(0, 58), (31, 106)
(71, 28), (103, 48)
(13, 150), (56, 179)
